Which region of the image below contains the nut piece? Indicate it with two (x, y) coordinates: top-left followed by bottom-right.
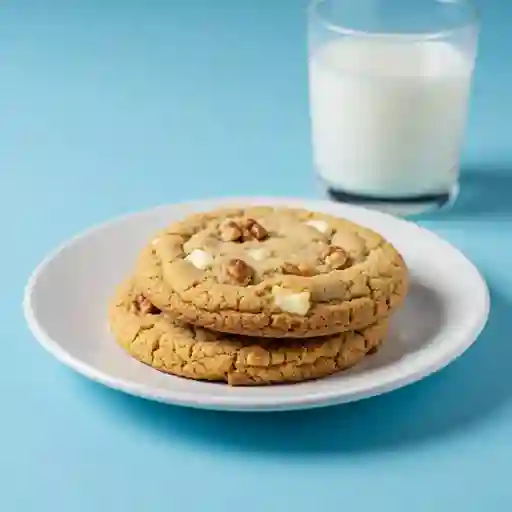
(305, 219), (331, 234)
(245, 218), (268, 241)
(218, 218), (267, 242)
(321, 245), (348, 270)
(272, 286), (311, 315)
(281, 262), (315, 277)
(131, 294), (160, 315)
(219, 220), (243, 242)
(185, 249), (214, 270)
(220, 258), (254, 285)
(240, 226), (253, 242)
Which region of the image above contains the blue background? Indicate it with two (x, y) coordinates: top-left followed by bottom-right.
(2, 0), (512, 510)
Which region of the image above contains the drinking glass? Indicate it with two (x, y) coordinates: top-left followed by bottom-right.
(308, 0), (479, 215)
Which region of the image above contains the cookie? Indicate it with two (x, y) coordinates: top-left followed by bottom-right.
(109, 282), (388, 386)
(134, 206), (408, 338)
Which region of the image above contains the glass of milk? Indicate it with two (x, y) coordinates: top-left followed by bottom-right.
(308, 0), (479, 215)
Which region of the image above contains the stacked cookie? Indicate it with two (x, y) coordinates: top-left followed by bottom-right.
(109, 206), (408, 386)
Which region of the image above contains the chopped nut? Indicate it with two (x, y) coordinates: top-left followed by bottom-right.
(131, 294), (160, 315)
(321, 245), (348, 269)
(218, 218), (267, 242)
(282, 262), (300, 275)
(220, 258), (254, 285)
(281, 262), (315, 276)
(240, 227), (253, 242)
(219, 220), (243, 242)
(245, 218), (268, 241)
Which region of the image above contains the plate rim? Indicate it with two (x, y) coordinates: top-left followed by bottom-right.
(23, 196), (491, 412)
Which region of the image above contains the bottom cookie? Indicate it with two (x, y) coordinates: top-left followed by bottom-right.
(109, 282), (389, 386)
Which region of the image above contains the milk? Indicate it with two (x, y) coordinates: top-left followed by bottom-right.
(308, 38), (474, 198)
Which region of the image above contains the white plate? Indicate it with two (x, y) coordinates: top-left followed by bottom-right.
(24, 197), (490, 412)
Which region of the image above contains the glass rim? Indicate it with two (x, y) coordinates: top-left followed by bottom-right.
(308, 0), (479, 40)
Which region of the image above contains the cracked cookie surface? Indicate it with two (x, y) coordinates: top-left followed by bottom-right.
(109, 282), (389, 386)
(134, 206), (408, 338)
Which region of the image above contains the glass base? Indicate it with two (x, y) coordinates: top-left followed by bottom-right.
(319, 182), (459, 217)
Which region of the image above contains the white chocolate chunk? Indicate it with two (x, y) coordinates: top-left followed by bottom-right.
(247, 247), (269, 261)
(272, 286), (311, 315)
(151, 237), (161, 246)
(305, 219), (330, 234)
(185, 249), (213, 270)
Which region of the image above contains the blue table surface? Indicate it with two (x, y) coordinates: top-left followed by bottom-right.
(2, 0), (512, 510)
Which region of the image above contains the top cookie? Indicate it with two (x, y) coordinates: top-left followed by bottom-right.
(134, 206), (408, 337)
